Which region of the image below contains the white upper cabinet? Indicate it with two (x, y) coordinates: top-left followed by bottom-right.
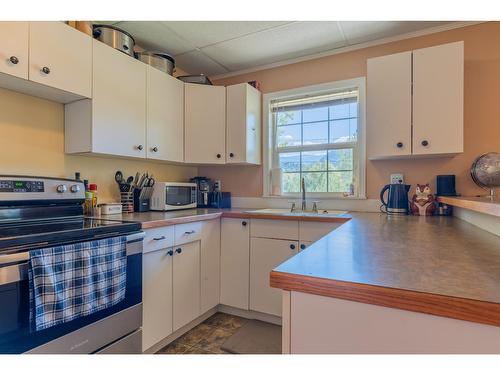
(367, 51), (412, 159)
(412, 41), (464, 155)
(184, 83), (226, 164)
(65, 40), (147, 158)
(0, 22), (29, 80)
(367, 41), (464, 159)
(226, 83), (262, 164)
(147, 66), (184, 162)
(29, 22), (92, 98)
(92, 40), (146, 157)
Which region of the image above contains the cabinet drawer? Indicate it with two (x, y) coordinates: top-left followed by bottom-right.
(299, 221), (342, 242)
(143, 226), (174, 254)
(174, 221), (202, 246)
(250, 219), (299, 240)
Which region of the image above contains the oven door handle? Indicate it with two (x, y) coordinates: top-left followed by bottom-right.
(0, 261), (28, 286)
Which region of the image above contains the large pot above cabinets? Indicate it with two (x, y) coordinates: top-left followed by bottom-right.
(367, 41), (464, 160)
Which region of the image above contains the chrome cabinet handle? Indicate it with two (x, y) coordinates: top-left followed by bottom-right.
(9, 56), (19, 65)
(184, 230), (196, 235)
(41, 66), (50, 74)
(153, 236), (166, 241)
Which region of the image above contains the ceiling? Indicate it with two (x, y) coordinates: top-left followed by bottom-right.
(104, 21), (456, 76)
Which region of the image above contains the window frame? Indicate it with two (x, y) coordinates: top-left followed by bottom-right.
(263, 77), (366, 199)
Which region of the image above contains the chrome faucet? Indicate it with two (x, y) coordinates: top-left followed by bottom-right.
(301, 177), (306, 211)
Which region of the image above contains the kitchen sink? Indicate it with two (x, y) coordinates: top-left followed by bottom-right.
(244, 208), (348, 217)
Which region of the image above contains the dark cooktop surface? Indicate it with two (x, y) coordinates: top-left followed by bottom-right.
(0, 217), (141, 253)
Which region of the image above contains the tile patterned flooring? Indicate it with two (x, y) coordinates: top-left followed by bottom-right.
(156, 312), (249, 354)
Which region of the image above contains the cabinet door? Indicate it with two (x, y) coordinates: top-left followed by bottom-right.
(226, 83), (261, 164)
(0, 22), (28, 79)
(200, 219), (221, 313)
(250, 238), (299, 316)
(299, 221), (341, 242)
(142, 247), (173, 351)
(173, 241), (201, 331)
(367, 51), (412, 159)
(220, 218), (250, 309)
(29, 22), (92, 97)
(412, 41), (464, 155)
(147, 67), (184, 162)
(184, 83), (226, 164)
(92, 40), (147, 158)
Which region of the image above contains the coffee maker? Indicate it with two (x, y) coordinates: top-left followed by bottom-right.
(190, 177), (212, 208)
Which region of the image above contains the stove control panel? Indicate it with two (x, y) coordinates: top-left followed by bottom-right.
(0, 176), (85, 201)
(0, 180), (45, 193)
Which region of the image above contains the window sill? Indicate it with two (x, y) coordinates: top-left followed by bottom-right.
(261, 194), (367, 200)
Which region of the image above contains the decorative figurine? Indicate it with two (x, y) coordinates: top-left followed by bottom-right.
(410, 184), (437, 216)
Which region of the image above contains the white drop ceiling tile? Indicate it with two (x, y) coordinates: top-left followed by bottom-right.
(114, 21), (196, 55)
(174, 50), (229, 76)
(201, 21), (346, 71)
(339, 21), (452, 45)
(162, 21), (292, 48)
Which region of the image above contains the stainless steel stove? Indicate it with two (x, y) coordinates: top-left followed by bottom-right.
(0, 175), (144, 354)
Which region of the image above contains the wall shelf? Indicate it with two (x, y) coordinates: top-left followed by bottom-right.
(437, 196), (500, 218)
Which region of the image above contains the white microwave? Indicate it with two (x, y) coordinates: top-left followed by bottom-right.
(150, 182), (197, 211)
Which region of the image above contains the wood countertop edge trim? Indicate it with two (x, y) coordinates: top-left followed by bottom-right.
(270, 271), (500, 327)
(139, 212), (223, 228)
(220, 211), (352, 223)
(437, 196), (500, 217)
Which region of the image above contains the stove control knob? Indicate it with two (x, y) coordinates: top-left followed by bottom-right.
(70, 184), (81, 193)
(56, 184), (67, 193)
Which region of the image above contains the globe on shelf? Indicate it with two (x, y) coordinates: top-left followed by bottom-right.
(470, 152), (500, 198)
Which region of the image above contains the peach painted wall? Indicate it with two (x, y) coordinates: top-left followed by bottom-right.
(199, 22), (500, 199)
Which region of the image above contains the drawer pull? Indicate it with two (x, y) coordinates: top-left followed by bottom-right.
(290, 244), (296, 250)
(175, 248), (182, 254)
(41, 66), (50, 74)
(153, 236), (166, 241)
(9, 56), (19, 65)
(167, 250), (174, 256)
(184, 230), (196, 235)
(300, 244), (306, 250)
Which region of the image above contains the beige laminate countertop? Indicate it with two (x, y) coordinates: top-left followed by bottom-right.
(271, 212), (500, 326)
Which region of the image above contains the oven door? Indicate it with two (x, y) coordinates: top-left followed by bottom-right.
(165, 185), (196, 209)
(0, 232), (144, 354)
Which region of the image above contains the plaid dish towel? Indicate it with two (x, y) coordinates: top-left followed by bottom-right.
(28, 236), (127, 331)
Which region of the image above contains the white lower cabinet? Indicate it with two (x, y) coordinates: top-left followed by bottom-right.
(250, 238), (299, 316)
(220, 218), (250, 310)
(201, 220), (221, 313)
(142, 246), (173, 352)
(173, 240), (201, 331)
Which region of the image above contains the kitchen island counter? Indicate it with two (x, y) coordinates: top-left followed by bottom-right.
(271, 212), (500, 327)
